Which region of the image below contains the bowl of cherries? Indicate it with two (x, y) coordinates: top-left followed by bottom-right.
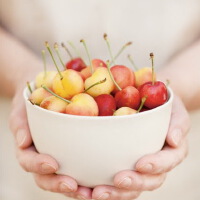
(24, 34), (173, 187)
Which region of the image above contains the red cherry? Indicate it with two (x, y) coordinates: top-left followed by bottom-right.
(95, 94), (116, 116)
(66, 58), (86, 71)
(140, 106), (150, 112)
(115, 86), (140, 109)
(139, 81), (168, 109)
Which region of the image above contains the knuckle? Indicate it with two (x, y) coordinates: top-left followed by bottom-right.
(148, 174), (166, 191)
(17, 151), (37, 173)
(135, 180), (144, 191)
(18, 157), (30, 172)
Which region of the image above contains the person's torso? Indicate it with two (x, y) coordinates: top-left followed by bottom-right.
(0, 0), (200, 67)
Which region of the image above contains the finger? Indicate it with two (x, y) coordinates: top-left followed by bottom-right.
(34, 173), (78, 194)
(114, 170), (167, 191)
(64, 186), (93, 200)
(135, 139), (188, 174)
(9, 97), (32, 148)
(92, 185), (140, 200)
(17, 146), (59, 174)
(166, 96), (190, 147)
(92, 185), (141, 200)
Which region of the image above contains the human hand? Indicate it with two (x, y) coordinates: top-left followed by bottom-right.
(91, 95), (190, 200)
(9, 81), (94, 199)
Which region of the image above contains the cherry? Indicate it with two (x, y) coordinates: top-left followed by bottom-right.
(115, 86), (140, 109)
(61, 42), (86, 71)
(139, 53), (168, 109)
(95, 94), (116, 116)
(66, 58), (86, 72)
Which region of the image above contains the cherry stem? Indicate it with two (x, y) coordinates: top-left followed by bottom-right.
(42, 85), (71, 103)
(54, 43), (65, 69)
(111, 42), (132, 65)
(84, 78), (107, 92)
(137, 96), (147, 113)
(68, 41), (80, 57)
(150, 52), (155, 85)
(26, 81), (32, 93)
(80, 39), (94, 74)
(106, 60), (122, 91)
(104, 33), (115, 65)
(41, 50), (47, 78)
(61, 42), (73, 59)
(45, 42), (63, 80)
(127, 54), (138, 71)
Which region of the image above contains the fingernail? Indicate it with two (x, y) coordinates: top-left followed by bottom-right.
(59, 182), (74, 193)
(118, 177), (132, 189)
(97, 192), (110, 200)
(77, 195), (87, 200)
(172, 129), (182, 146)
(16, 129), (26, 147)
(41, 163), (57, 173)
(138, 163), (153, 172)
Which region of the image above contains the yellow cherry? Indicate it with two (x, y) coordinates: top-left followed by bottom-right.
(52, 69), (84, 99)
(84, 67), (115, 97)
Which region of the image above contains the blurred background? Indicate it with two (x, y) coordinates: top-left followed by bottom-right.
(1, 0), (200, 199)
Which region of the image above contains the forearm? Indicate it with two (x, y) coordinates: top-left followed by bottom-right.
(0, 26), (42, 97)
(158, 38), (200, 111)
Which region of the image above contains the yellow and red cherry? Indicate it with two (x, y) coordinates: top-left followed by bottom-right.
(65, 93), (99, 116)
(92, 59), (107, 68)
(84, 67), (115, 97)
(29, 87), (52, 105)
(111, 65), (135, 93)
(52, 69), (84, 99)
(40, 96), (69, 113)
(42, 86), (98, 116)
(80, 59), (107, 80)
(45, 42), (84, 99)
(128, 54), (154, 88)
(106, 61), (140, 110)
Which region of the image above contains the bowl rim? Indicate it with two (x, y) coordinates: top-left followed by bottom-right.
(23, 83), (174, 120)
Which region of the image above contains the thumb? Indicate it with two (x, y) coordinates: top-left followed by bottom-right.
(166, 95), (190, 148)
(9, 90), (32, 149)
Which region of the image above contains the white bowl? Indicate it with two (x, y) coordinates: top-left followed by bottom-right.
(24, 86), (173, 187)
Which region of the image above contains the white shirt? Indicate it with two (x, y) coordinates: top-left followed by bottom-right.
(1, 0), (200, 68)
(0, 1), (200, 200)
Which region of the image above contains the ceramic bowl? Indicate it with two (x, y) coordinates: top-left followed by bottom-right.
(24, 86), (173, 187)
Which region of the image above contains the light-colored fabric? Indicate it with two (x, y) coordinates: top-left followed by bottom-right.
(1, 0), (200, 67)
(0, 1), (200, 199)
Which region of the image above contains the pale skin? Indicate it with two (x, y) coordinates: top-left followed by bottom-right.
(0, 26), (199, 199)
